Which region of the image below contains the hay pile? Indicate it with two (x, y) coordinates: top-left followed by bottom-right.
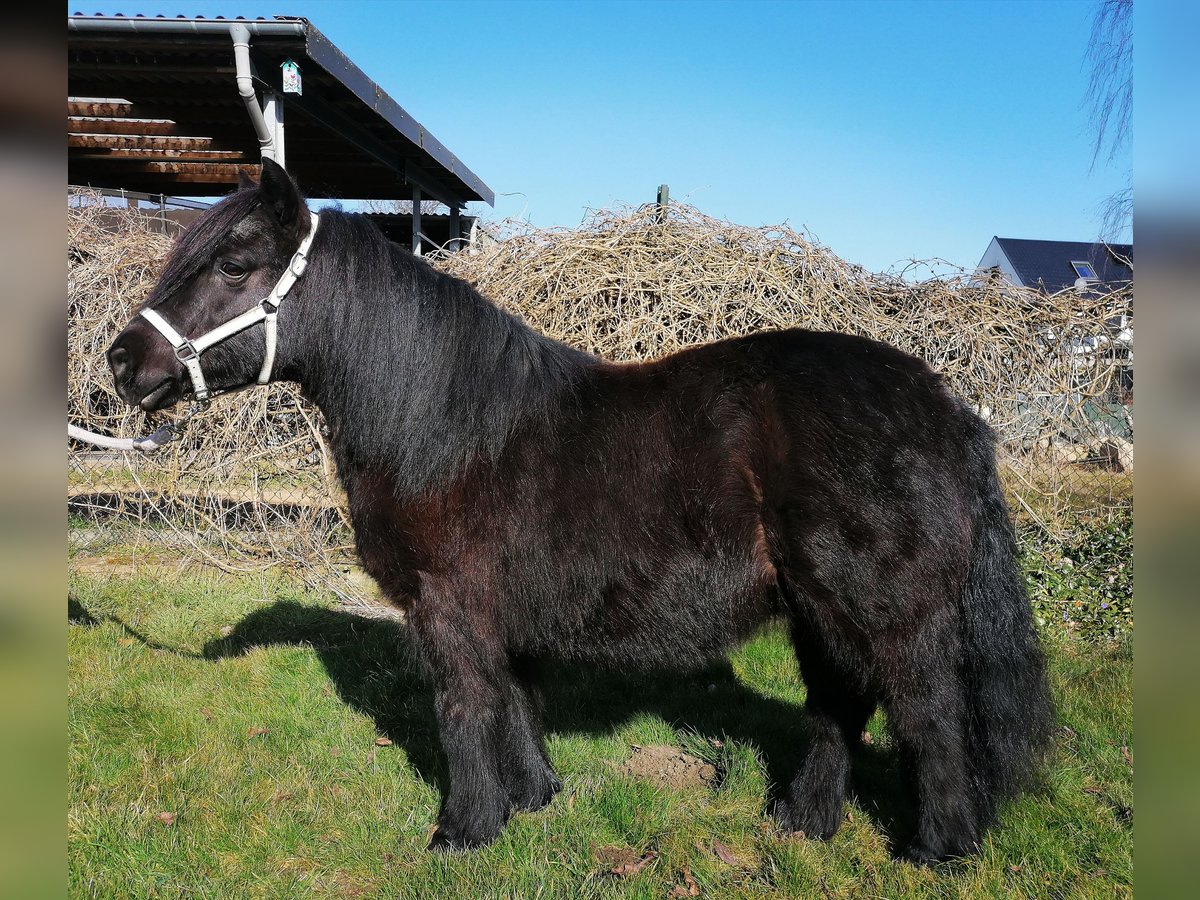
(67, 195), (1132, 588)
(438, 204), (1133, 462)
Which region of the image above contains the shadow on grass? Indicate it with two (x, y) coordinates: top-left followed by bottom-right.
(68, 596), (101, 627)
(69, 596), (913, 846)
(185, 600), (916, 847)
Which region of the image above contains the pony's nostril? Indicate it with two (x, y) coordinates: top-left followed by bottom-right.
(108, 345), (131, 380)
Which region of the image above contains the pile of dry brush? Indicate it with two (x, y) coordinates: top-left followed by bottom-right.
(68, 195), (1132, 584)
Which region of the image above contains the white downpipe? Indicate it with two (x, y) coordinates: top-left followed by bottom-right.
(230, 23), (275, 161)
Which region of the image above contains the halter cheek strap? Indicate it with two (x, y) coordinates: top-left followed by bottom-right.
(140, 211), (320, 403)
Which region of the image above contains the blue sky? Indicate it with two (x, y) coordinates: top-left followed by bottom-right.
(74, 0), (1131, 273)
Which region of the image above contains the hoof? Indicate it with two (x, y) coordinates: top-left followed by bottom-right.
(427, 828), (468, 852)
(899, 841), (944, 866)
(899, 838), (972, 866)
(772, 798), (843, 841)
(512, 769), (562, 813)
(427, 812), (506, 851)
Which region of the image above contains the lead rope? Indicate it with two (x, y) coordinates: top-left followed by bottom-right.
(68, 400), (208, 452)
(67, 211), (320, 454)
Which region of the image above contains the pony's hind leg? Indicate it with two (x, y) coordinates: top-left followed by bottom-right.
(881, 612), (981, 864)
(776, 624), (876, 840)
(498, 655), (561, 812)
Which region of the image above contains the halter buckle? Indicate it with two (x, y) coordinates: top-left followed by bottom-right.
(174, 340), (200, 363)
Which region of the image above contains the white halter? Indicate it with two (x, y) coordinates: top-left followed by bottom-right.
(140, 211), (320, 403)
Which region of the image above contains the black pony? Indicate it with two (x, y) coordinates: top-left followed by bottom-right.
(107, 160), (1052, 862)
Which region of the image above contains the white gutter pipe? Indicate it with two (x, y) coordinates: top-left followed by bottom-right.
(68, 18), (307, 37)
(229, 23), (276, 161)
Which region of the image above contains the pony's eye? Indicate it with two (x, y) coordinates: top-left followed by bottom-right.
(219, 260), (247, 280)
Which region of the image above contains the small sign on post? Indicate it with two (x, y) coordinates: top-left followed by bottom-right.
(281, 59), (302, 95)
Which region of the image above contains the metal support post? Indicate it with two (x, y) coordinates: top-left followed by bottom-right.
(448, 205), (461, 252)
(411, 183), (422, 255)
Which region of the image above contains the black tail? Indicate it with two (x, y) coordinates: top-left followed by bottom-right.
(960, 419), (1054, 827)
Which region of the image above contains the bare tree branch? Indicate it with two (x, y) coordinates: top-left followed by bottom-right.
(1100, 185), (1133, 241)
(1085, 0), (1133, 169)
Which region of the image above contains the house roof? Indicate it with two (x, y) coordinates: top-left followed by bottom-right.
(67, 13), (494, 207)
(993, 238), (1132, 293)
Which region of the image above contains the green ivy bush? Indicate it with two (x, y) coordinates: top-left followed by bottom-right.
(1022, 508), (1133, 642)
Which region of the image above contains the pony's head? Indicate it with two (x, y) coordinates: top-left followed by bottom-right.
(108, 159), (311, 412)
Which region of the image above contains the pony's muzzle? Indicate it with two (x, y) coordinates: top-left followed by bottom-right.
(107, 323), (185, 412)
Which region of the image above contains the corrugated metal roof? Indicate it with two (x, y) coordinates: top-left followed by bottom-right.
(68, 13), (493, 206)
(994, 238), (1133, 293)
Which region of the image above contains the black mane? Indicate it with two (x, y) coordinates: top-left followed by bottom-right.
(291, 209), (593, 497)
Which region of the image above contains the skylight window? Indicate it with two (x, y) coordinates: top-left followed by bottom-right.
(1072, 261), (1098, 280)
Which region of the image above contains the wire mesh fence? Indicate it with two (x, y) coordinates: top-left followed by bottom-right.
(68, 194), (1132, 610)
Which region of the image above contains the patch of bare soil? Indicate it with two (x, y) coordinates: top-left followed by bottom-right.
(621, 745), (716, 790)
(69, 553), (181, 577)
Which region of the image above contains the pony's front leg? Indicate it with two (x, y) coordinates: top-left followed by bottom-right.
(428, 679), (510, 850)
(499, 655), (561, 812)
(411, 603), (512, 850)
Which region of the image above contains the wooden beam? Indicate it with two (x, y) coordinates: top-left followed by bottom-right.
(71, 173), (425, 198)
(68, 176), (236, 197)
(70, 148), (253, 162)
(68, 99), (244, 125)
(70, 160), (257, 178)
(68, 119), (257, 142)
(98, 173), (248, 185)
(70, 118), (189, 137)
(69, 100), (135, 118)
(69, 133), (247, 153)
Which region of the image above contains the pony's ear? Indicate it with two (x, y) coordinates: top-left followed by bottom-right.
(237, 169), (256, 191)
(257, 157), (302, 229)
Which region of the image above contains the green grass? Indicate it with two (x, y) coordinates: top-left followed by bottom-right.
(69, 572), (1132, 898)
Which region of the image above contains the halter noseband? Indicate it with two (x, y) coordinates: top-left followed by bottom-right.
(140, 211), (320, 404)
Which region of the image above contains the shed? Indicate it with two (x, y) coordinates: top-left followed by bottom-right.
(68, 13), (493, 252)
